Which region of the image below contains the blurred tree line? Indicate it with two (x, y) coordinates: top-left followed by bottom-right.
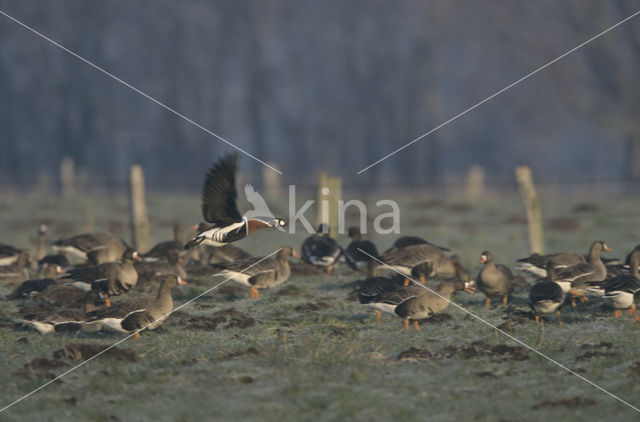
(0, 0), (639, 191)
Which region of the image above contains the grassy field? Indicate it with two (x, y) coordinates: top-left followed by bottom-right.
(1, 188), (640, 421)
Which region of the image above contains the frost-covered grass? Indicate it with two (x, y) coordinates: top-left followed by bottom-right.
(1, 189), (640, 421)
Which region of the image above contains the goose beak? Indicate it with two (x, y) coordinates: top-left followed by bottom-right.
(177, 277), (188, 286)
(133, 252), (142, 262)
(464, 281), (476, 293)
(56, 266), (66, 275)
(604, 245), (612, 252)
(480, 255), (487, 264)
(292, 250), (301, 259)
(190, 224), (199, 231)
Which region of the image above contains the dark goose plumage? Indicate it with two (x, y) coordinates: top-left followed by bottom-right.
(528, 264), (565, 324)
(185, 154), (285, 249)
(344, 226), (379, 271)
(300, 225), (342, 274)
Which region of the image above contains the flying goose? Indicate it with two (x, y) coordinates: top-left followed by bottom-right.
(185, 154), (286, 249)
(53, 232), (128, 264)
(61, 247), (141, 297)
(553, 240), (610, 305)
(86, 275), (187, 338)
(212, 246), (298, 299)
(188, 223), (252, 264)
(344, 226), (379, 272)
(476, 251), (516, 308)
(528, 263), (565, 325)
(22, 290), (108, 333)
(300, 224), (342, 275)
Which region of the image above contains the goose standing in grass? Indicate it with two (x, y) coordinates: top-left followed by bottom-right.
(476, 251), (516, 308)
(344, 226), (379, 272)
(53, 232), (127, 264)
(529, 263), (565, 325)
(38, 254), (70, 273)
(21, 290), (108, 334)
(365, 279), (473, 331)
(6, 263), (64, 299)
(554, 240), (610, 306)
(185, 154), (286, 249)
(86, 275), (187, 338)
(300, 224), (342, 275)
(61, 247), (141, 297)
(516, 251), (586, 277)
(212, 246), (298, 299)
(0, 251), (31, 284)
(141, 223), (185, 262)
(603, 245), (640, 278)
(380, 244), (466, 282)
(135, 250), (187, 287)
(588, 248), (640, 321)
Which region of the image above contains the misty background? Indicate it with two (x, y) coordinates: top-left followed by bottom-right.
(0, 1), (639, 193)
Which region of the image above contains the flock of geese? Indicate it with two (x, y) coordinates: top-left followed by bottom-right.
(1, 154), (639, 337)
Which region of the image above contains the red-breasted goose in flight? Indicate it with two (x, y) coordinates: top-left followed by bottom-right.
(185, 154), (286, 249)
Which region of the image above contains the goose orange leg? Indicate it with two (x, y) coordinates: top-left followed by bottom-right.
(133, 332), (140, 340)
(403, 278), (410, 287)
(502, 296), (508, 306)
(413, 320), (420, 331)
(534, 315), (540, 323)
(419, 276), (426, 286)
(485, 298), (491, 309)
(630, 304), (640, 322)
(250, 287), (260, 299)
(403, 319), (409, 331)
(375, 310), (381, 325)
(556, 311), (563, 326)
(614, 310), (621, 319)
(326, 267), (332, 276)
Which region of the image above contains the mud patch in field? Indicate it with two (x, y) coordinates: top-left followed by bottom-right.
(416, 313), (453, 324)
(53, 343), (138, 362)
(185, 308), (255, 330)
(531, 397), (595, 409)
(225, 347), (261, 359)
(295, 301), (331, 313)
(397, 347), (432, 361)
(575, 342), (616, 362)
(438, 341), (529, 361)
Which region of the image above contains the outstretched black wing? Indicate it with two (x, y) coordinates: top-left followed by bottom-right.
(201, 154), (243, 226)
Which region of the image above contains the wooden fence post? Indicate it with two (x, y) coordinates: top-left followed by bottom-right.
(466, 165), (485, 201)
(129, 165), (150, 252)
(316, 173), (342, 237)
(60, 157), (75, 197)
(515, 166), (544, 254)
(37, 224), (47, 260)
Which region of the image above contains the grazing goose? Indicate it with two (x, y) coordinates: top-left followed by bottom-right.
(61, 248), (141, 297)
(141, 223), (185, 262)
(344, 226), (379, 272)
(380, 244), (465, 281)
(476, 251), (516, 308)
(516, 251), (585, 277)
(135, 250), (187, 286)
(0, 242), (25, 266)
(528, 263), (565, 325)
(384, 236), (450, 253)
(406, 255), (470, 286)
(300, 224), (342, 275)
(588, 248), (640, 321)
(86, 275), (187, 338)
(0, 252), (31, 283)
(554, 240), (610, 305)
(22, 290), (108, 333)
(53, 232), (128, 264)
(366, 279), (473, 331)
(38, 254), (70, 272)
(6, 264), (64, 300)
(185, 154), (286, 249)
(212, 246), (298, 299)
(603, 245), (640, 278)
